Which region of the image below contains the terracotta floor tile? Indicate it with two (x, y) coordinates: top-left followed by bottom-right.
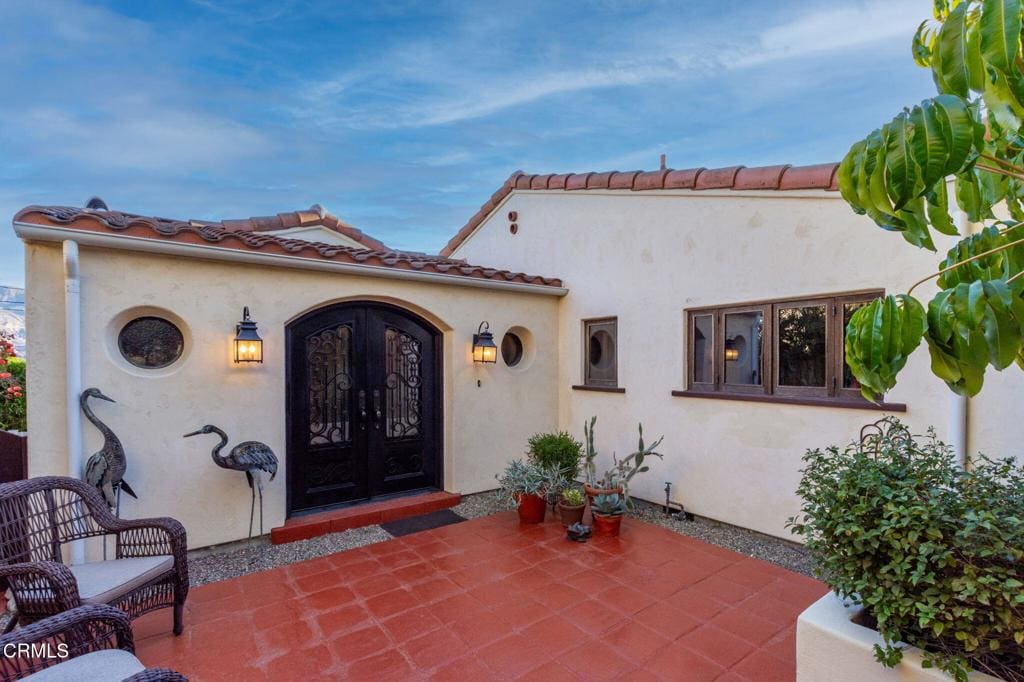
(345, 648), (416, 681)
(645, 643), (724, 681)
(134, 512), (812, 682)
(730, 649), (796, 682)
(364, 587), (419, 619)
(633, 601), (702, 640)
(603, 620), (672, 664)
(558, 640), (633, 681)
(517, 659), (582, 681)
(430, 655), (493, 680)
(677, 624), (755, 669)
(400, 628), (467, 671)
(477, 633), (549, 678)
(380, 605), (443, 643)
(520, 614), (589, 657)
(709, 607), (785, 646)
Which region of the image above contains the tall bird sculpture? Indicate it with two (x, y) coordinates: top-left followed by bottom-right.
(183, 425), (278, 539)
(81, 388), (137, 513)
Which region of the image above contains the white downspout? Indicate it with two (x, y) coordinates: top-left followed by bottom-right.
(63, 241), (85, 564)
(949, 210), (969, 469)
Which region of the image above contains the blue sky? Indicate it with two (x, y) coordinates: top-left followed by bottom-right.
(0, 0), (936, 287)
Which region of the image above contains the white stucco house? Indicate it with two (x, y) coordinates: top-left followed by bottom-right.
(12, 161), (1024, 549)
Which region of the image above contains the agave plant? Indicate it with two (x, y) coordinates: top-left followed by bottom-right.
(590, 493), (626, 517)
(838, 0), (1024, 401)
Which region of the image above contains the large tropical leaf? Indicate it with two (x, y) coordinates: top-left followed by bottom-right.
(980, 0), (1022, 75)
(938, 224), (1024, 289)
(845, 295), (928, 401)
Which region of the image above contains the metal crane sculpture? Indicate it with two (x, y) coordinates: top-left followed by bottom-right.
(183, 425), (278, 540)
(81, 388), (137, 514)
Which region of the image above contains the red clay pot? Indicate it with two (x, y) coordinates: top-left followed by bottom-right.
(557, 502), (585, 527)
(516, 493), (547, 524)
(591, 513), (622, 536)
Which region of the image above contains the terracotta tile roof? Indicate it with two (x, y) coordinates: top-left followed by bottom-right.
(13, 205), (564, 288)
(191, 204), (389, 251)
(441, 162), (839, 256)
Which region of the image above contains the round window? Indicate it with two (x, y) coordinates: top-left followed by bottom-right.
(589, 330), (615, 370)
(117, 317), (185, 369)
(501, 332), (524, 366)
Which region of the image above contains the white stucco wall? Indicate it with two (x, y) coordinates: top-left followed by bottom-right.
(24, 242), (560, 548)
(451, 188), (1024, 539)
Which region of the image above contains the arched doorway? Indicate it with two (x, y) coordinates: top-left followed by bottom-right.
(286, 302), (442, 515)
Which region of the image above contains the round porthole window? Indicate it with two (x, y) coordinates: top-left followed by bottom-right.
(501, 332), (524, 367)
(589, 329), (615, 370)
(117, 316), (185, 369)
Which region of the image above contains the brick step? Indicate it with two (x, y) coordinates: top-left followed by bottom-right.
(270, 491), (461, 544)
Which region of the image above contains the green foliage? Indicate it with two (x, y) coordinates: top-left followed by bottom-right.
(789, 419), (1024, 681)
(591, 493), (625, 517)
(527, 431), (583, 479)
(582, 417), (665, 507)
(839, 0), (1024, 399)
(0, 334), (25, 432)
(845, 295), (927, 401)
(560, 487), (585, 507)
(494, 459), (561, 504)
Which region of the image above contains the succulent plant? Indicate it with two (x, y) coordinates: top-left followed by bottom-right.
(560, 487), (585, 507)
(583, 416), (665, 507)
(591, 493), (626, 517)
(495, 459), (564, 504)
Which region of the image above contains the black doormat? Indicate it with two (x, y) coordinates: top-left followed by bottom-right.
(381, 509), (466, 537)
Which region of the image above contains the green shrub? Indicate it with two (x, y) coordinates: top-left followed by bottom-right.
(0, 335), (25, 432)
(789, 419), (1024, 681)
(527, 431), (582, 479)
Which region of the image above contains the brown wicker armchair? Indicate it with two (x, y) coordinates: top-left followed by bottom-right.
(0, 477), (188, 636)
(0, 604), (187, 681)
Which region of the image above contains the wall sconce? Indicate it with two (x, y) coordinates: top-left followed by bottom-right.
(233, 307), (263, 363)
(724, 339), (739, 362)
(472, 321), (497, 363)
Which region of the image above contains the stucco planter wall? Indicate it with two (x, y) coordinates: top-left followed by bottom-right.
(797, 592), (1001, 681)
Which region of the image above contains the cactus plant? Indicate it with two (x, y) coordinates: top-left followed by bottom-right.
(583, 417), (665, 506)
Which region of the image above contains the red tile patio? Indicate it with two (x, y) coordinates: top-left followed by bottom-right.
(134, 512), (826, 681)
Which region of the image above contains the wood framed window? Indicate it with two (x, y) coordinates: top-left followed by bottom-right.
(679, 290), (903, 409)
(582, 317), (618, 388)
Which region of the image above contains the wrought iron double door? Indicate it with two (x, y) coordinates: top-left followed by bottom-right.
(287, 303), (440, 514)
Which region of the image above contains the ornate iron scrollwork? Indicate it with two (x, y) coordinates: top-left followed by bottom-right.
(307, 325), (353, 445)
(383, 327), (423, 441)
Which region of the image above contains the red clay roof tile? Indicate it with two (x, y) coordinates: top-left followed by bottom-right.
(440, 161), (840, 256)
(14, 205), (563, 288)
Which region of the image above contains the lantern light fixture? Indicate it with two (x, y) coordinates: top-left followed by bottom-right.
(724, 338), (740, 362)
(472, 321), (497, 364)
(233, 307), (263, 363)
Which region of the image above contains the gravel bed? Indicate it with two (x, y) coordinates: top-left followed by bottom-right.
(187, 525), (391, 586)
(451, 490), (513, 519)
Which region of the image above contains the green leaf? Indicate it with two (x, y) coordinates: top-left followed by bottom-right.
(980, 0), (1022, 75)
(911, 100), (951, 188)
(846, 295), (927, 401)
(936, 2), (973, 97)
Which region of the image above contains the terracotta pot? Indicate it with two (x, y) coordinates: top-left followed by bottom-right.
(557, 502), (585, 527)
(516, 493), (547, 524)
(591, 513), (623, 536)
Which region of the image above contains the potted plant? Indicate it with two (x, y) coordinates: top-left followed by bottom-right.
(789, 418), (1023, 681)
(496, 459), (557, 524)
(557, 487), (586, 526)
(590, 492), (626, 536)
(527, 431), (583, 480)
(582, 416), (665, 506)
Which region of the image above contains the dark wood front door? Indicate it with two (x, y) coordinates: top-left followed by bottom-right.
(286, 303), (441, 515)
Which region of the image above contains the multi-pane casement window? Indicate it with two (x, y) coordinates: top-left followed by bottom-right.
(685, 291), (882, 402)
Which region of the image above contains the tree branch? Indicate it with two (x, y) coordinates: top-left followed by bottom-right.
(907, 236), (1024, 296)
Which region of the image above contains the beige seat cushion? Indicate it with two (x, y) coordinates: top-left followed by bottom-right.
(70, 556), (173, 605)
(21, 649), (145, 681)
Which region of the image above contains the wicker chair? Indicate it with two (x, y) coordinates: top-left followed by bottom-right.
(0, 477), (188, 636)
(0, 604), (186, 681)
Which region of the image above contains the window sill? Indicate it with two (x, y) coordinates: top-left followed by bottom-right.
(572, 385), (626, 394)
(670, 390), (906, 412)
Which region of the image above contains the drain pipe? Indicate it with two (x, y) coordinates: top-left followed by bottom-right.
(63, 240), (85, 565)
(949, 210), (970, 470)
